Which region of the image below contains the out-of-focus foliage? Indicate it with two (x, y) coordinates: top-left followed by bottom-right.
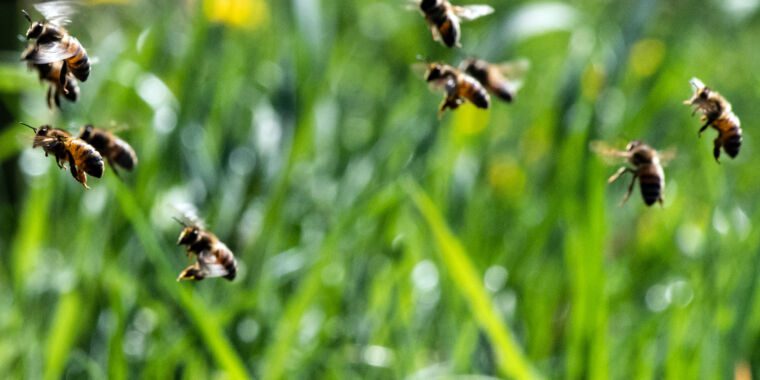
(1, 0), (760, 378)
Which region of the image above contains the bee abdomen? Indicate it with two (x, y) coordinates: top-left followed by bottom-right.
(71, 140), (104, 178)
(223, 260), (238, 281)
(470, 86), (490, 109)
(63, 36), (90, 82)
(723, 128), (742, 158)
(638, 174), (662, 206)
(113, 140), (138, 170)
(493, 84), (515, 102)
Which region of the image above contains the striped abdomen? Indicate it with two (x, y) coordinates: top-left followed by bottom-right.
(61, 35), (90, 82)
(81, 129), (138, 171)
(67, 139), (103, 178)
(716, 114), (742, 158)
(422, 0), (459, 47)
(459, 75), (490, 109)
(638, 164), (663, 206)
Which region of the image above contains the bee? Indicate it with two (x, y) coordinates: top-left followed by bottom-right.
(415, 0), (494, 48)
(174, 217), (237, 282)
(78, 125), (138, 177)
(22, 49), (80, 109)
(684, 77), (742, 162)
(21, 2), (90, 92)
(592, 140), (675, 207)
(417, 62), (490, 116)
(23, 123), (103, 189)
(459, 58), (529, 103)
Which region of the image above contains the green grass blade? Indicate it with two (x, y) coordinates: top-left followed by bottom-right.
(403, 177), (542, 380)
(44, 292), (83, 380)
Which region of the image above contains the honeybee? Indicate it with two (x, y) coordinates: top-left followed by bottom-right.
(78, 125), (138, 176)
(417, 62), (490, 116)
(22, 51), (79, 109)
(592, 140), (675, 207)
(684, 77), (742, 162)
(21, 2), (90, 92)
(415, 0), (494, 48)
(23, 123), (103, 189)
(459, 58), (528, 103)
(174, 217), (237, 282)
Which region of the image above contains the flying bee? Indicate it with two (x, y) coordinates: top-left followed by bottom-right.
(414, 0), (494, 48)
(23, 123), (104, 189)
(415, 62), (490, 116)
(591, 140), (675, 207)
(22, 45), (79, 108)
(684, 77), (742, 162)
(21, 1), (90, 92)
(78, 125), (138, 177)
(174, 217), (238, 282)
(459, 58), (529, 103)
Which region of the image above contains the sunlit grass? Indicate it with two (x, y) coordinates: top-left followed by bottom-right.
(2, 0), (760, 378)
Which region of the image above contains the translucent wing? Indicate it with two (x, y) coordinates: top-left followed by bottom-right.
(411, 62), (429, 78)
(590, 140), (629, 164)
(452, 4), (494, 21)
(173, 202), (207, 229)
(404, 0), (420, 11)
(34, 1), (79, 26)
(657, 147), (677, 166)
(27, 41), (77, 64)
(495, 59), (531, 80)
(198, 247), (232, 278)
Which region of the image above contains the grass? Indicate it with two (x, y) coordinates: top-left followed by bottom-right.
(2, 0), (760, 378)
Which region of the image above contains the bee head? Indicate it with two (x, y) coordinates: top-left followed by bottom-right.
(420, 0), (440, 11)
(425, 63), (445, 82)
(685, 77), (711, 106)
(79, 125), (94, 140)
(177, 226), (201, 246)
(625, 140), (642, 151)
(24, 16), (44, 40)
(627, 141), (653, 164)
(177, 266), (204, 281)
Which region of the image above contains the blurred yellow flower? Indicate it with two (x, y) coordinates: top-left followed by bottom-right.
(629, 39), (665, 78)
(204, 0), (269, 29)
(488, 157), (526, 201)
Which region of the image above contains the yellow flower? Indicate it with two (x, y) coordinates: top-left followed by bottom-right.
(204, 0), (269, 29)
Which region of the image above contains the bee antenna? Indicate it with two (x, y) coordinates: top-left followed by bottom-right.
(19, 122), (37, 133)
(172, 217), (188, 227)
(21, 10), (32, 24)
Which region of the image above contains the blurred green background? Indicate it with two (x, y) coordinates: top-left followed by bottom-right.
(1, 0), (760, 378)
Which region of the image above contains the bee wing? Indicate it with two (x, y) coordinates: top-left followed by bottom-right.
(590, 140), (629, 164)
(173, 203), (207, 229)
(197, 248), (232, 278)
(452, 4), (494, 21)
(411, 62), (429, 78)
(495, 59), (531, 80)
(26, 41), (77, 64)
(657, 147), (677, 166)
(404, 0), (420, 11)
(33, 1), (80, 26)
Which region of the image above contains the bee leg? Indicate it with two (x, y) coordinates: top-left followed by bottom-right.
(68, 152), (90, 189)
(620, 174), (637, 206)
(46, 86), (54, 109)
(713, 138), (722, 163)
(698, 121), (711, 137)
(108, 158), (122, 179)
(607, 166), (631, 184)
(53, 88), (61, 109)
(60, 61), (70, 94)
